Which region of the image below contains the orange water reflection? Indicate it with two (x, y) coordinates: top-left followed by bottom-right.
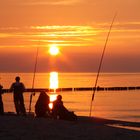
(49, 72), (59, 109)
(49, 72), (58, 90)
(49, 94), (57, 109)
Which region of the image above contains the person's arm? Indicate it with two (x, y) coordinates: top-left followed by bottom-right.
(21, 83), (25, 92)
(9, 83), (14, 92)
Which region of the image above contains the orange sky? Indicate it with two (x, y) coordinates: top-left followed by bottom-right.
(0, 0), (140, 72)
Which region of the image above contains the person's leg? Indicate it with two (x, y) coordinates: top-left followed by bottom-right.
(14, 96), (20, 115)
(19, 94), (26, 115)
(0, 100), (4, 115)
(0, 95), (4, 115)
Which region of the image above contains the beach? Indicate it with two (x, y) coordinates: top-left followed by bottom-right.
(1, 73), (140, 139)
(0, 0), (139, 138)
(0, 115), (140, 140)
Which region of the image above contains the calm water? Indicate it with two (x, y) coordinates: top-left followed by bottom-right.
(1, 72), (140, 122)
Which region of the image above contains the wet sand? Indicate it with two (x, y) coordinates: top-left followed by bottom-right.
(0, 114), (140, 140)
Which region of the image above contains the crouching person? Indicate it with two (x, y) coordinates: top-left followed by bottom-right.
(52, 95), (77, 121)
(35, 91), (50, 117)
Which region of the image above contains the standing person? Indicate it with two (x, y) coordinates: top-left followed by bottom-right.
(0, 84), (4, 115)
(10, 76), (26, 115)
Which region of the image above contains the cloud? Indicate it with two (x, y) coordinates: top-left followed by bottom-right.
(20, 0), (84, 6)
(0, 25), (96, 48)
(0, 21), (140, 48)
(0, 0), (85, 6)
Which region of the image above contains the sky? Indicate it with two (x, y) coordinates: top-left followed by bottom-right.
(0, 0), (140, 72)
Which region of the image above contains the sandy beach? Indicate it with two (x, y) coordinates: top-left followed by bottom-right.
(0, 114), (140, 140)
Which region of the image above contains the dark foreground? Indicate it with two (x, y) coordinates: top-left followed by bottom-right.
(0, 114), (140, 140)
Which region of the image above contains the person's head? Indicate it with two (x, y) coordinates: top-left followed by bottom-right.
(15, 76), (20, 82)
(57, 95), (62, 101)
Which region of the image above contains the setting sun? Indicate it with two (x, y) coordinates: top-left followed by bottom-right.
(49, 45), (59, 56)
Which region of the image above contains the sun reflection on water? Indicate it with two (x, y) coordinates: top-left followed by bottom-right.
(49, 72), (59, 89)
(49, 94), (58, 109)
(49, 72), (59, 109)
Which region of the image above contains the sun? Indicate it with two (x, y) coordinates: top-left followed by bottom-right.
(49, 45), (59, 56)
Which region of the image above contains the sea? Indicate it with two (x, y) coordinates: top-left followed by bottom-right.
(1, 72), (140, 122)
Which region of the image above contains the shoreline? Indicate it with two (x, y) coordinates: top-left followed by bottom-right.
(0, 115), (140, 140)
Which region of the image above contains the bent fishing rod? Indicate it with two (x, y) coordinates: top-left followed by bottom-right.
(29, 47), (39, 113)
(89, 13), (117, 117)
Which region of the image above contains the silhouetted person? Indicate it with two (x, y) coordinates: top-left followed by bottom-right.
(10, 76), (26, 115)
(52, 95), (63, 119)
(0, 85), (4, 115)
(35, 91), (50, 117)
(52, 95), (77, 121)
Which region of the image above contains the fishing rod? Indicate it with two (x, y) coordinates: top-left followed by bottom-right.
(29, 47), (39, 113)
(89, 13), (117, 117)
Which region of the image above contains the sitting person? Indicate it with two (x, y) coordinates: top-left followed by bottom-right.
(35, 91), (50, 117)
(52, 95), (77, 121)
